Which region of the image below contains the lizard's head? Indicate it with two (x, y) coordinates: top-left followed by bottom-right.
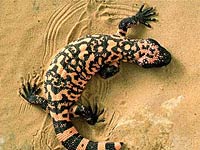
(134, 39), (171, 68)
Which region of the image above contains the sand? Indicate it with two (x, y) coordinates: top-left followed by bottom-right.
(1, 0), (200, 149)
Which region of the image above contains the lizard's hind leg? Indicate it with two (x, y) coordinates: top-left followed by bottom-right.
(70, 102), (105, 125)
(19, 73), (49, 112)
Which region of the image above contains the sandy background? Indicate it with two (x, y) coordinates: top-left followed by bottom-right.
(1, 0), (200, 149)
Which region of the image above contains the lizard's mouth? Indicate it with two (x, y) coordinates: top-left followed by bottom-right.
(154, 48), (171, 67)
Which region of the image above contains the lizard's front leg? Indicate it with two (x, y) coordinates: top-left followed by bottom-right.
(99, 61), (120, 79)
(117, 4), (157, 36)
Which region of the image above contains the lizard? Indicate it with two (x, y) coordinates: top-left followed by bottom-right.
(19, 4), (171, 150)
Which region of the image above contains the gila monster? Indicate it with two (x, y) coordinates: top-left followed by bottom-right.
(19, 5), (171, 150)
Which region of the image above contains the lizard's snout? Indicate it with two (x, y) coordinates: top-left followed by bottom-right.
(159, 47), (171, 66)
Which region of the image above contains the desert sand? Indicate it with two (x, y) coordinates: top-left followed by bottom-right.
(0, 0), (200, 149)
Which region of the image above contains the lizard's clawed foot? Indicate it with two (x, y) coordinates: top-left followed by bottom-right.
(135, 4), (157, 28)
(78, 102), (105, 125)
(85, 103), (105, 125)
(19, 73), (43, 104)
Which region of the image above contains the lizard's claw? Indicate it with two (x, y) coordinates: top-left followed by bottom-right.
(84, 103), (105, 125)
(135, 4), (157, 28)
(19, 75), (42, 104)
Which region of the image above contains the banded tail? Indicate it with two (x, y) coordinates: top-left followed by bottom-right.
(53, 119), (123, 150)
